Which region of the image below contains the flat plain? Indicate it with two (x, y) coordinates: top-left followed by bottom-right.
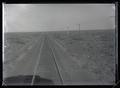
(3, 30), (116, 85)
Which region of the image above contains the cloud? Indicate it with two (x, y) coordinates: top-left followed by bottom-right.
(4, 4), (115, 32)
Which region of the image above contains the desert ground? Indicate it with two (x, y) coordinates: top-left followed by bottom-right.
(3, 30), (116, 85)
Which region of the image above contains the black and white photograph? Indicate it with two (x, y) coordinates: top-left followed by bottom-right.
(2, 4), (117, 85)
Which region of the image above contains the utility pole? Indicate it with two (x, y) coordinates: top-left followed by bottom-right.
(78, 24), (80, 38)
(67, 26), (69, 36)
(78, 24), (80, 33)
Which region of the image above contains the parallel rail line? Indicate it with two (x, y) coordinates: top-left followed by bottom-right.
(46, 36), (64, 85)
(31, 36), (45, 85)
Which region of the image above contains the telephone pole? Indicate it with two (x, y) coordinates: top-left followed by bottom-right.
(78, 24), (80, 33)
(78, 24), (80, 39)
(67, 26), (69, 36)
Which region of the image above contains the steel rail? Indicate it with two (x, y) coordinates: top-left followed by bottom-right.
(31, 36), (45, 85)
(47, 36), (64, 85)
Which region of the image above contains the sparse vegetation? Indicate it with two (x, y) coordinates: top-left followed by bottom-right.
(4, 30), (116, 84)
(51, 30), (116, 84)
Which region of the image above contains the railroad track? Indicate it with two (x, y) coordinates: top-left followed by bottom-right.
(31, 36), (45, 85)
(4, 33), (95, 85)
(4, 34), (64, 85)
(46, 36), (64, 85)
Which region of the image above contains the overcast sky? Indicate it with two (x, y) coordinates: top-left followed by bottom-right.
(3, 4), (115, 32)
